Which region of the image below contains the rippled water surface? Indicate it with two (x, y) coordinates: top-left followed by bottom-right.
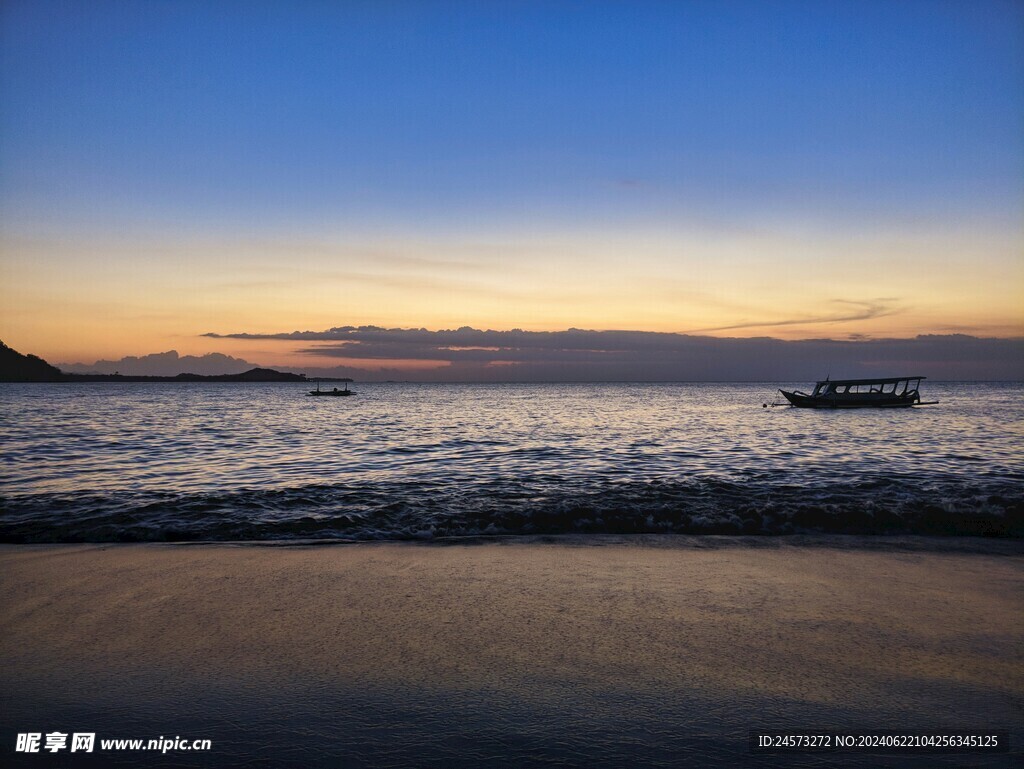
(2, 382), (1021, 540)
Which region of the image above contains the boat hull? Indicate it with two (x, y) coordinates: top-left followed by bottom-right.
(778, 389), (918, 408)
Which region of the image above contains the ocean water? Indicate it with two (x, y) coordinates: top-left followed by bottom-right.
(1, 381), (1021, 541)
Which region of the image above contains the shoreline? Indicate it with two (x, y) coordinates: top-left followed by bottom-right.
(3, 532), (1023, 554)
(175, 532), (1024, 552)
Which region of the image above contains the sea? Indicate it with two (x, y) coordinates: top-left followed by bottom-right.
(1, 381), (1021, 542)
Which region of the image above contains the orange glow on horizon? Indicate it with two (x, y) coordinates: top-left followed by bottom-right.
(2, 219), (1021, 368)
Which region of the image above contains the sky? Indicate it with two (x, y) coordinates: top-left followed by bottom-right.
(1, 0), (1022, 379)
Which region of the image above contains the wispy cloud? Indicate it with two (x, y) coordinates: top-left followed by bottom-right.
(689, 299), (902, 333)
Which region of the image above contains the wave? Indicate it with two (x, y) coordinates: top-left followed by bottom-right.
(2, 474), (1021, 542)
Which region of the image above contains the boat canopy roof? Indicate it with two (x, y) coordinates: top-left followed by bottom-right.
(815, 376), (925, 386)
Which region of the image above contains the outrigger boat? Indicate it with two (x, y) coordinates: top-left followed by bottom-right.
(776, 376), (936, 408)
(308, 380), (355, 397)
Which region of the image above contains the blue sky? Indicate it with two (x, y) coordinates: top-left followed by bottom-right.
(3, 0), (1021, 230)
(1, 0), (1022, 372)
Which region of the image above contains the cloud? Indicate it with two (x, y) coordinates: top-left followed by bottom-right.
(59, 350), (262, 376)
(690, 298), (901, 333)
(202, 326), (1024, 381)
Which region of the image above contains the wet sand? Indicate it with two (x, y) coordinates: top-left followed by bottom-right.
(1, 538), (1022, 767)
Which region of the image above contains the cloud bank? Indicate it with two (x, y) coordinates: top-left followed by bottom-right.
(59, 350), (261, 377)
(203, 327), (1024, 381)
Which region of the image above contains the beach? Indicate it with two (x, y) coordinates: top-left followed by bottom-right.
(2, 537), (1021, 767)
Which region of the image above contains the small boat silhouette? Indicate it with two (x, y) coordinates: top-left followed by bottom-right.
(307, 381), (355, 397)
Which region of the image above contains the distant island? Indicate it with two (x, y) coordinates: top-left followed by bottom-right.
(0, 341), (351, 383)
